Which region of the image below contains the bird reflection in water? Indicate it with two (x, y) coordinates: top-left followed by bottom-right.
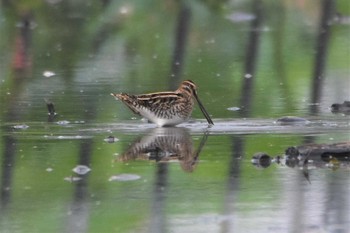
(117, 127), (208, 172)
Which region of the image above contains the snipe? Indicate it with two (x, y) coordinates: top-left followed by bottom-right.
(111, 80), (214, 127)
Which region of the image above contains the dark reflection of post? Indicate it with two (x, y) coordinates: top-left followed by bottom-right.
(0, 136), (17, 212)
(169, 1), (191, 90)
(309, 0), (334, 114)
(65, 139), (93, 233)
(149, 163), (168, 233)
(221, 137), (243, 232)
(223, 0), (263, 232)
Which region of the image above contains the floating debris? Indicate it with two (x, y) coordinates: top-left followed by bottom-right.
(108, 174), (141, 182)
(45, 101), (57, 116)
(275, 116), (310, 125)
(64, 176), (82, 182)
(227, 107), (240, 111)
(104, 136), (119, 143)
(251, 152), (271, 168)
(13, 124), (29, 129)
(331, 101), (350, 114)
(72, 165), (91, 175)
(43, 70), (56, 77)
(252, 141), (350, 171)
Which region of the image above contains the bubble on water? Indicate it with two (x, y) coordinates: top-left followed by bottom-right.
(227, 107), (240, 111)
(72, 165), (91, 175)
(109, 174), (141, 182)
(13, 124), (29, 129)
(43, 70), (56, 77)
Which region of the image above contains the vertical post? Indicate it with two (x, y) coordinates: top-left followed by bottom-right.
(239, 0), (263, 117)
(169, 2), (191, 90)
(310, 0), (334, 114)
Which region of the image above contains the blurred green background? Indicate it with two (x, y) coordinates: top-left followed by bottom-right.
(0, 0), (349, 232)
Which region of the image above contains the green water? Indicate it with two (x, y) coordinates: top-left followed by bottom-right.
(1, 0), (350, 232)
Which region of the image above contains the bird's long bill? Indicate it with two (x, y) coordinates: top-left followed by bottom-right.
(194, 92), (214, 125)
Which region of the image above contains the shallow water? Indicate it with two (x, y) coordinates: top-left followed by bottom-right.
(1, 118), (349, 233)
(1, 0), (350, 233)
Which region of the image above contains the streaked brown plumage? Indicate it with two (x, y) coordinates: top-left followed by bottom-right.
(111, 80), (213, 127)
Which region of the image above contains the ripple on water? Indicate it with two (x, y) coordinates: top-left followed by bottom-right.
(108, 174), (141, 182)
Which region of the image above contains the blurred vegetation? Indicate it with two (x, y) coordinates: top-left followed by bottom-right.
(0, 0), (349, 232)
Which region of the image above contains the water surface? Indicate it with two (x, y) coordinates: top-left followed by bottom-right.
(1, 0), (350, 233)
